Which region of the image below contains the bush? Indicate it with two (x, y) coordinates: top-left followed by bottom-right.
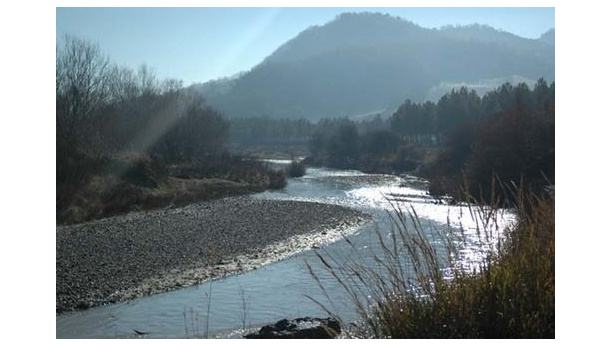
(108, 154), (167, 188)
(466, 108), (554, 203)
(267, 170), (287, 189)
(287, 159), (306, 177)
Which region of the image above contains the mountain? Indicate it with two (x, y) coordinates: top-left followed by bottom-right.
(194, 12), (555, 119)
(539, 29), (555, 45)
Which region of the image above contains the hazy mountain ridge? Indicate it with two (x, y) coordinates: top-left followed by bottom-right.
(194, 12), (554, 119)
(262, 13), (432, 65)
(439, 24), (551, 47)
(539, 28), (555, 45)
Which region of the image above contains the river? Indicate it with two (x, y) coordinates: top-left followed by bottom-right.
(56, 163), (515, 338)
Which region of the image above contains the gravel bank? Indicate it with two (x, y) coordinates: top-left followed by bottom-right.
(56, 197), (370, 314)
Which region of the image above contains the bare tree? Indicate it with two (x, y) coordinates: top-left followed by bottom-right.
(160, 78), (184, 95)
(56, 34), (111, 151)
(106, 65), (139, 103)
(137, 64), (158, 97)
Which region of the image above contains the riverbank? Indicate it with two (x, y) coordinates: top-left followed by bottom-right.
(56, 196), (371, 314)
(57, 153), (288, 225)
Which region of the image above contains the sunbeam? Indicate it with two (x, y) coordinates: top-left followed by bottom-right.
(211, 7), (283, 78)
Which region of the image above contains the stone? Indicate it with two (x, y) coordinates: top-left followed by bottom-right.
(244, 317), (341, 339)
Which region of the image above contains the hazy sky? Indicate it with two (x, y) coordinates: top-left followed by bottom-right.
(56, 7), (555, 85)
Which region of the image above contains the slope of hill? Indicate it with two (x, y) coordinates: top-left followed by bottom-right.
(194, 12), (554, 119)
(539, 28), (555, 45)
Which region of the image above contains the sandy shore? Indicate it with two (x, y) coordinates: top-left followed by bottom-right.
(56, 196), (371, 314)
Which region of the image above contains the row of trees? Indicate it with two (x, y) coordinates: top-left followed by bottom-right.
(57, 35), (228, 166)
(390, 79), (554, 136)
(404, 81), (555, 202)
(229, 114), (390, 148)
(56, 36), (266, 223)
(229, 117), (315, 146)
(306, 118), (416, 172)
(229, 79), (554, 156)
(306, 81), (555, 202)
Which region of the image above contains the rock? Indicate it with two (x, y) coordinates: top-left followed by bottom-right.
(76, 300), (90, 310)
(244, 317), (341, 339)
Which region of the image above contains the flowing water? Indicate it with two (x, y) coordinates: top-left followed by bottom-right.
(56, 163), (515, 339)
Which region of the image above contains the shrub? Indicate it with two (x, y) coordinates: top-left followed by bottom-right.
(109, 154), (167, 188)
(466, 107), (554, 203)
(287, 159), (306, 177)
(267, 170), (287, 189)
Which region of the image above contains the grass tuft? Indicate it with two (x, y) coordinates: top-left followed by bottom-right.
(308, 182), (554, 338)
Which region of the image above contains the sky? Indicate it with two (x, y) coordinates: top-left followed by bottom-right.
(56, 7), (555, 85)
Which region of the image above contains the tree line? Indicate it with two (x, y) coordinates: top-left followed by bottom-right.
(56, 36), (284, 223)
(390, 80), (554, 136)
(207, 78), (555, 203)
(56, 36), (229, 166)
(306, 80), (555, 203)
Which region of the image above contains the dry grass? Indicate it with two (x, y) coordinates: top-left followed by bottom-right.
(287, 159), (307, 178)
(307, 183), (554, 338)
(57, 175), (267, 225)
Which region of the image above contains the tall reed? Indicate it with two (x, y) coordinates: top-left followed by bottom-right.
(306, 182), (554, 338)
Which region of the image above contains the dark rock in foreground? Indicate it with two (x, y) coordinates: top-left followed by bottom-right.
(244, 317), (341, 339)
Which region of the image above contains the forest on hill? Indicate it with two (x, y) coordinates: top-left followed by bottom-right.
(194, 12), (554, 119)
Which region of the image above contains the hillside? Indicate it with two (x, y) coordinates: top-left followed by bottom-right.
(539, 28), (555, 45)
(194, 12), (554, 119)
